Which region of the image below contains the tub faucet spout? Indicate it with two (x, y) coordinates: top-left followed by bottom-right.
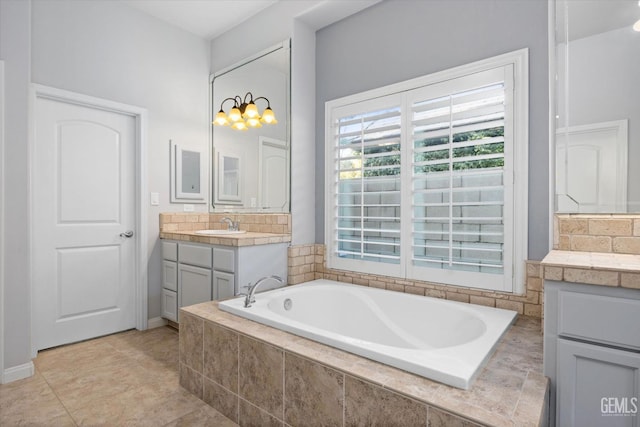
(245, 275), (284, 308)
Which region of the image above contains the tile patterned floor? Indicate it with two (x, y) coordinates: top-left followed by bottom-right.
(0, 326), (238, 426)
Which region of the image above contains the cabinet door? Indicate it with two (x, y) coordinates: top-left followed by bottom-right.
(161, 289), (178, 322)
(213, 270), (235, 300)
(162, 260), (178, 292)
(178, 264), (212, 311)
(557, 339), (640, 427)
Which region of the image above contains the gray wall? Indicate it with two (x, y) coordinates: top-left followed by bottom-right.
(1, 0), (210, 372)
(1, 0), (32, 370)
(315, 0), (550, 260)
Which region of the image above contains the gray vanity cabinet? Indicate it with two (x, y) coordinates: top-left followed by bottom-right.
(212, 247), (235, 300)
(544, 281), (640, 427)
(178, 264), (212, 311)
(161, 240), (287, 323)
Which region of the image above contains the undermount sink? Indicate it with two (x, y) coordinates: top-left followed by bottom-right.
(194, 229), (247, 236)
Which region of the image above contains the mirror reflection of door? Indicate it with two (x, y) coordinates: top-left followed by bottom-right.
(217, 153), (242, 203)
(258, 136), (289, 210)
(556, 120), (628, 213)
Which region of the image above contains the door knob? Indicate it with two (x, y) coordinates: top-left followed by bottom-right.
(119, 231), (134, 238)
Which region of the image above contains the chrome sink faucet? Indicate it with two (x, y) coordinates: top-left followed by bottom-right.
(244, 275), (284, 308)
(220, 217), (239, 231)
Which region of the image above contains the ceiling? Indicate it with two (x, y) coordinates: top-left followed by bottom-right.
(121, 0), (279, 40)
(558, 0), (640, 41)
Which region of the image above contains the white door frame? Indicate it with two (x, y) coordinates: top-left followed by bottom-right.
(29, 84), (148, 358)
(0, 60), (6, 382)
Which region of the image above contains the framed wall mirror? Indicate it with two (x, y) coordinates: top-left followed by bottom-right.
(170, 140), (207, 203)
(210, 40), (290, 212)
(216, 152), (242, 203)
(554, 0), (640, 213)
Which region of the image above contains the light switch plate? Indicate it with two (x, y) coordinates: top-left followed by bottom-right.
(183, 204), (194, 212)
(150, 192), (160, 206)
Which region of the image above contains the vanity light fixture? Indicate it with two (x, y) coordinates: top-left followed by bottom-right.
(213, 92), (277, 131)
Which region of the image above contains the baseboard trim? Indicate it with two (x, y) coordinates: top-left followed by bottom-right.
(147, 317), (168, 329)
(3, 361), (34, 384)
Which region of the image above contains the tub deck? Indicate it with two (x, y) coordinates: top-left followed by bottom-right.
(179, 301), (548, 427)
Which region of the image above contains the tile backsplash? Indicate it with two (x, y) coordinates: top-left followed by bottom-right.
(555, 214), (640, 255)
(288, 244), (543, 318)
(160, 213), (291, 234)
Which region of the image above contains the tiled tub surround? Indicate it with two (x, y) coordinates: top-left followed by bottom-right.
(179, 303), (548, 427)
(219, 280), (517, 390)
(159, 213), (291, 246)
(289, 244), (544, 318)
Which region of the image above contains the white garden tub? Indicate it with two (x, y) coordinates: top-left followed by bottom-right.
(218, 279), (517, 389)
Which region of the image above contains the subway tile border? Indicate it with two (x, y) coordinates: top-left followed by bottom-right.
(288, 244), (543, 319)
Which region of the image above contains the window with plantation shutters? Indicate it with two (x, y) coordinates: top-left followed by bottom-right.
(325, 50), (528, 293)
(327, 95), (404, 277)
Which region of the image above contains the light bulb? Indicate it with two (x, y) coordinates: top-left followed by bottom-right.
(260, 107), (277, 124)
(634, 18), (640, 32)
(246, 117), (262, 128)
(213, 110), (229, 126)
(243, 102), (259, 119)
(228, 107), (242, 122)
(231, 121), (248, 131)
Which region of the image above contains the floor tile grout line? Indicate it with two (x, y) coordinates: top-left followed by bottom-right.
(36, 365), (80, 426)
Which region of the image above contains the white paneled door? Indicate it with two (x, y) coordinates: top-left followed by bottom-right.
(33, 96), (136, 351)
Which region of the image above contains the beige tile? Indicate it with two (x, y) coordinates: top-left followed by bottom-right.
(524, 303), (542, 318)
(203, 322), (238, 393)
(163, 405), (238, 427)
(634, 219), (640, 236)
(180, 362), (203, 400)
(613, 237), (640, 255)
(179, 312), (204, 373)
(621, 272), (640, 289)
(558, 234), (570, 250)
(284, 353), (344, 427)
(69, 381), (203, 427)
(446, 292), (470, 303)
(543, 266), (563, 281)
(469, 295), (495, 307)
(559, 218), (588, 234)
(239, 398), (283, 427)
(203, 378), (238, 424)
(0, 372), (74, 426)
(50, 358), (169, 411)
(495, 299), (524, 314)
(570, 235), (612, 252)
(563, 268), (619, 287)
(428, 407), (481, 427)
(526, 262), (541, 278)
(344, 375), (427, 426)
(512, 371), (549, 426)
(527, 276), (543, 292)
(588, 218), (633, 236)
(238, 336), (284, 419)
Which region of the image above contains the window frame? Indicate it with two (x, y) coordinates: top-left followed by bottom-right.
(325, 49), (528, 294)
